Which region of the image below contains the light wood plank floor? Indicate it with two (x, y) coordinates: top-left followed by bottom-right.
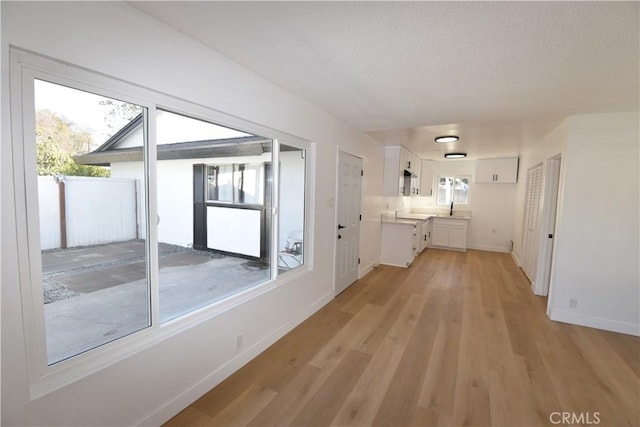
(165, 249), (640, 426)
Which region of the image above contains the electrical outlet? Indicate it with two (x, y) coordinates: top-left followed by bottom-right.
(236, 334), (244, 351)
(569, 299), (578, 309)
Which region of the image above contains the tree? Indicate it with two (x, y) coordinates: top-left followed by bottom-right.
(36, 109), (110, 177)
(36, 137), (67, 176)
(99, 99), (142, 134)
(60, 159), (110, 177)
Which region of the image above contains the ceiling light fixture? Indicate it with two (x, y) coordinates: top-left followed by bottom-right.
(435, 135), (459, 143)
(444, 152), (467, 159)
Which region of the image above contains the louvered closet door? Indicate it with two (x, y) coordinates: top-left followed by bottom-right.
(522, 164), (543, 282)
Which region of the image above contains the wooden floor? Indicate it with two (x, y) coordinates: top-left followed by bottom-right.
(165, 249), (639, 426)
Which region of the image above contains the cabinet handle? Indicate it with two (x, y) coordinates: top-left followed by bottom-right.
(408, 161), (411, 169)
(417, 188), (419, 195)
(430, 189), (433, 196)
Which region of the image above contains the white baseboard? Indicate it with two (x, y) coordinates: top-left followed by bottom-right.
(549, 309), (640, 337)
(138, 292), (334, 426)
(359, 260), (377, 278)
(467, 244), (510, 253)
(510, 251), (521, 267)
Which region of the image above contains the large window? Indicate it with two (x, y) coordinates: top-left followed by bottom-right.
(13, 52), (309, 377)
(437, 175), (471, 205)
(153, 110), (273, 323)
(34, 80), (149, 365)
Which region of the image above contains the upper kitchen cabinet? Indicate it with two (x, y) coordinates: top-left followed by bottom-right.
(383, 146), (421, 196)
(475, 158), (519, 183)
(420, 159), (434, 197)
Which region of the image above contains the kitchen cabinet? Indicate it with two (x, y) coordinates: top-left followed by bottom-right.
(475, 158), (519, 183)
(420, 160), (434, 197)
(381, 221), (419, 267)
(419, 218), (431, 252)
(383, 146), (421, 196)
(430, 217), (468, 251)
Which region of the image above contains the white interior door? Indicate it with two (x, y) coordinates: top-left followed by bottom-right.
(536, 157), (561, 296)
(521, 163), (544, 283)
(335, 151), (362, 295)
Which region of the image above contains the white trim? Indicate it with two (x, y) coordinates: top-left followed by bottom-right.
(428, 245), (466, 253)
(467, 244), (510, 253)
(304, 142), (317, 273)
(146, 107), (159, 330)
(137, 291), (334, 426)
(510, 251), (521, 267)
(549, 309), (640, 337)
(271, 138), (280, 280)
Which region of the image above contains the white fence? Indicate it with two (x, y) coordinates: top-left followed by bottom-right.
(38, 176), (139, 250)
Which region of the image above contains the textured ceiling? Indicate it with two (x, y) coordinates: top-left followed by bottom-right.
(131, 1), (639, 158)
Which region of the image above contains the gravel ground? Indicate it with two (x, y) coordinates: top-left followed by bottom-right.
(43, 279), (80, 304)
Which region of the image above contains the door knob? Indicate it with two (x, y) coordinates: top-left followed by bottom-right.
(338, 224), (346, 229)
(338, 234), (342, 239)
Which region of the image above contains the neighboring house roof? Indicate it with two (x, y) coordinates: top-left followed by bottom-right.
(74, 113), (272, 166)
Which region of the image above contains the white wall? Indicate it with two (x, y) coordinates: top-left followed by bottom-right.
(1, 2), (384, 425)
(408, 159), (518, 252)
(110, 162), (147, 240)
(547, 112), (639, 335)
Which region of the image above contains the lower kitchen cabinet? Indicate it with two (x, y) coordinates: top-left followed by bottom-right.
(430, 218), (468, 251)
(418, 219), (430, 253)
(381, 221), (419, 267)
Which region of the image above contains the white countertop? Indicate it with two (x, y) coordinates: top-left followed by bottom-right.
(381, 215), (419, 226)
(396, 210), (471, 221)
(430, 214), (472, 220)
(395, 213), (433, 221)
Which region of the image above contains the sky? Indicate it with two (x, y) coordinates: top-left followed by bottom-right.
(34, 79), (137, 146)
(34, 79), (251, 149)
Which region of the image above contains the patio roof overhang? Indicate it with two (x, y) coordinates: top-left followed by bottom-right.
(74, 136), (273, 166)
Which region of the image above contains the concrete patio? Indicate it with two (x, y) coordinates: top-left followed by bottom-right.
(42, 241), (270, 364)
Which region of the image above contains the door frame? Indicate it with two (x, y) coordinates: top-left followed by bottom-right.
(534, 155), (562, 296)
(333, 148), (363, 296)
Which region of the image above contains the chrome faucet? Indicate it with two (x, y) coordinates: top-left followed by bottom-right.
(450, 201), (454, 216)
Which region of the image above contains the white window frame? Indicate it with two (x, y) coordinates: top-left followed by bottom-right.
(9, 49), (314, 398)
(436, 175), (471, 206)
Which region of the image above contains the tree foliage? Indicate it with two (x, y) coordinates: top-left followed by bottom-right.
(36, 109), (110, 177)
(99, 99), (142, 134)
